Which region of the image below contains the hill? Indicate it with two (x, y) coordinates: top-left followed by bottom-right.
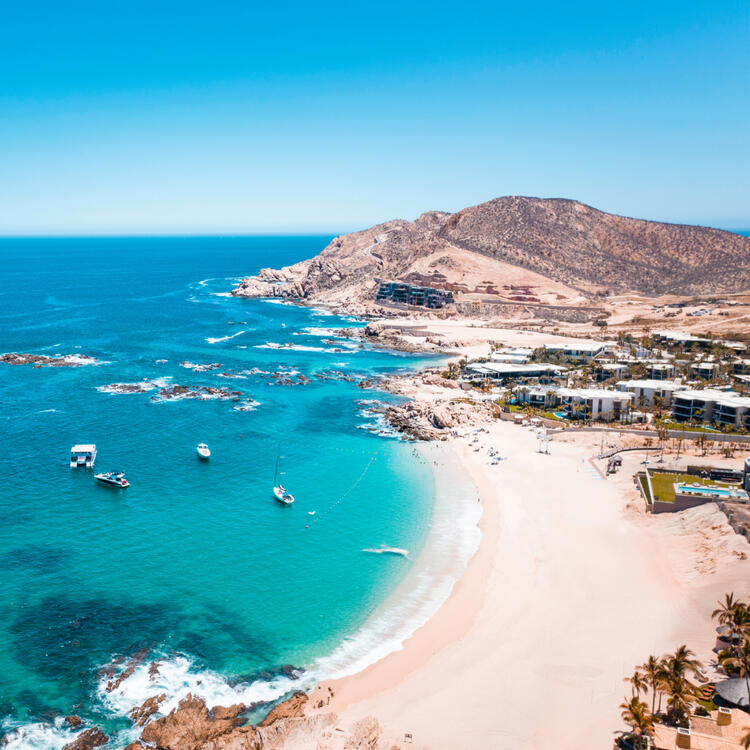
(232, 197), (750, 317)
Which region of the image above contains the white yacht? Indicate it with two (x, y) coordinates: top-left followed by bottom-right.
(70, 444), (97, 468)
(196, 443), (211, 459)
(95, 471), (129, 488)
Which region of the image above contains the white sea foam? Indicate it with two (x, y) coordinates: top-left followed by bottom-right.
(233, 398), (260, 412)
(38, 408), (58, 413)
(96, 377), (172, 395)
(211, 292), (233, 297)
(97, 654), (306, 719)
(255, 342), (354, 354)
(0, 718), (79, 750)
(205, 330), (246, 344)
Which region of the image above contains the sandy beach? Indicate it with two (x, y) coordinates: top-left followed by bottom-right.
(315, 419), (750, 749)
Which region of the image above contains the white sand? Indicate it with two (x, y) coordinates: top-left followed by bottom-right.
(318, 420), (750, 749)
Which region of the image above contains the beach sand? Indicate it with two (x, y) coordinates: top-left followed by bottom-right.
(315, 420), (750, 749)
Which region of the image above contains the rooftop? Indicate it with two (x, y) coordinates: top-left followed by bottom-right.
(616, 379), (685, 391)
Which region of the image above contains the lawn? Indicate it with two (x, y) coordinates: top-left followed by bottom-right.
(647, 471), (730, 504)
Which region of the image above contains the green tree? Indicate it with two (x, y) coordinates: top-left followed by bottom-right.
(620, 696), (654, 750)
(640, 655), (667, 716)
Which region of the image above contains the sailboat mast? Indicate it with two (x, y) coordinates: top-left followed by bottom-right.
(274, 442), (280, 484)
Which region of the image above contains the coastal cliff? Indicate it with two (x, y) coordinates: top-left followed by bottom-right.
(232, 196), (750, 318)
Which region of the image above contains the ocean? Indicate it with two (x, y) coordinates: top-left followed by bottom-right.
(0, 237), (477, 748)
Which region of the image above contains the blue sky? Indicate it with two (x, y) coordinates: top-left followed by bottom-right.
(1, 1), (748, 234)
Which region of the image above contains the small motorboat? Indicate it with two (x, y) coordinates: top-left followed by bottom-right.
(95, 471), (129, 488)
(196, 443), (211, 459)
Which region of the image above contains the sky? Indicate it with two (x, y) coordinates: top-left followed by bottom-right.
(0, 1), (748, 234)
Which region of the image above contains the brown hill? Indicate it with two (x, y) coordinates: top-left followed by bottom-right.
(232, 197), (750, 312)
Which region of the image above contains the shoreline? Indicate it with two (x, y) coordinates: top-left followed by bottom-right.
(307, 440), (482, 686)
(316, 436), (497, 706)
(313, 418), (750, 749)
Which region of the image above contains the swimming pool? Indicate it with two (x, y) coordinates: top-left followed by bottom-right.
(676, 483), (731, 497)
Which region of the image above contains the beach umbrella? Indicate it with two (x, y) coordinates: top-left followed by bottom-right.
(714, 677), (750, 708)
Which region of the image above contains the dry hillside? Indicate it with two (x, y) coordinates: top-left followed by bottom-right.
(232, 197), (750, 316)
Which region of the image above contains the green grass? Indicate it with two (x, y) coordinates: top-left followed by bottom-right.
(637, 473), (652, 504)
(647, 472), (731, 504)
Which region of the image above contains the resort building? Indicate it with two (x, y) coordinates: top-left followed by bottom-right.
(513, 386), (560, 410)
(466, 362), (567, 383)
(732, 358), (750, 375)
(691, 361), (720, 379)
(653, 330), (713, 348)
(542, 341), (610, 362)
(490, 347), (533, 364)
(671, 389), (750, 429)
(375, 282), (454, 309)
(557, 387), (632, 421)
(593, 362), (628, 381)
(652, 707), (750, 750)
(616, 379), (685, 406)
(647, 362), (677, 380)
(514, 386), (632, 421)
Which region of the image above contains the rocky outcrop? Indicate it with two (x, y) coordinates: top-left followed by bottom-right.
(151, 385), (243, 402)
(61, 728), (108, 750)
(257, 691), (307, 726)
(139, 694), (249, 750)
(0, 352), (99, 367)
(130, 693), (167, 726)
(385, 398), (499, 440)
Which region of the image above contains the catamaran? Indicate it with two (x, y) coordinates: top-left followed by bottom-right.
(196, 443), (211, 459)
(95, 471), (129, 488)
(273, 444), (294, 505)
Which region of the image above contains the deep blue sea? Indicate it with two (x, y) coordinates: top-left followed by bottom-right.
(0, 237), (446, 748)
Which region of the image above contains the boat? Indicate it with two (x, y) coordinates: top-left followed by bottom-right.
(95, 471), (129, 488)
(70, 444), (97, 468)
(273, 443), (294, 505)
(196, 443), (211, 459)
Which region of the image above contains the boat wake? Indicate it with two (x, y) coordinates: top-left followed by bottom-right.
(205, 330), (246, 344)
(362, 545), (409, 558)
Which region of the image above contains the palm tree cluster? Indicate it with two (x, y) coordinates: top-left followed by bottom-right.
(713, 593), (750, 710)
(620, 645), (703, 747)
(618, 593), (750, 748)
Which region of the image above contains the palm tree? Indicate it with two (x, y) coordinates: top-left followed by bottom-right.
(713, 594), (749, 653)
(664, 675), (695, 726)
(641, 655), (667, 715)
(620, 696), (654, 750)
(663, 646), (701, 726)
(626, 668), (647, 698)
(666, 645), (702, 681)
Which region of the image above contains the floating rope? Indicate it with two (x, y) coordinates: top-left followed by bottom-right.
(307, 454), (377, 526)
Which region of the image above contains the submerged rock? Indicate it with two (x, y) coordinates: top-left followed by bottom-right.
(0, 352), (99, 367)
(151, 385), (242, 402)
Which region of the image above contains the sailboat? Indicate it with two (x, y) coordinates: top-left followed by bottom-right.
(273, 443), (294, 505)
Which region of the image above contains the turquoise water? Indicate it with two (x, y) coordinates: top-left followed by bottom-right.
(676, 483), (730, 497)
(0, 237), (442, 746)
